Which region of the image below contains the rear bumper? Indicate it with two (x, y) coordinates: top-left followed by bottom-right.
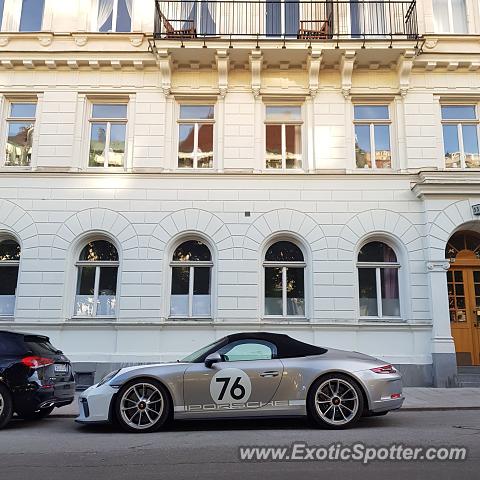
(13, 381), (76, 412)
(355, 369), (404, 413)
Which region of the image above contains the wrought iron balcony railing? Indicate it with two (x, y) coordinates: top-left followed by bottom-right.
(154, 0), (418, 42)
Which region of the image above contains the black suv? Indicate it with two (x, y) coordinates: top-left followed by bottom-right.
(0, 330), (75, 429)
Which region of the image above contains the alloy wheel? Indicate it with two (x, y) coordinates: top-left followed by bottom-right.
(0, 392), (3, 417)
(314, 378), (359, 426)
(119, 382), (164, 430)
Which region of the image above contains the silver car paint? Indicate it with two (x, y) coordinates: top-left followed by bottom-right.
(80, 347), (404, 422)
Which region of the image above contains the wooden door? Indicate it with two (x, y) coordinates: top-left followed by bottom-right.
(448, 267), (480, 365)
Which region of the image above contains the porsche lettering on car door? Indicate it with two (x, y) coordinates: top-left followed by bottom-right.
(183, 339), (283, 412)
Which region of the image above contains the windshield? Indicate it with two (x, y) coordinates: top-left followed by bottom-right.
(181, 338), (226, 363)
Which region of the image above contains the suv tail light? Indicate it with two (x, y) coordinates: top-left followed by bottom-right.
(370, 364), (397, 374)
(22, 356), (55, 369)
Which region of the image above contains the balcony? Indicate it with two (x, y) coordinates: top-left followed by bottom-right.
(153, 0), (418, 43)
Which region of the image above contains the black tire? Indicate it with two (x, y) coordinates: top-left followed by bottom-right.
(17, 406), (55, 420)
(307, 373), (364, 430)
(115, 379), (171, 433)
(0, 384), (13, 430)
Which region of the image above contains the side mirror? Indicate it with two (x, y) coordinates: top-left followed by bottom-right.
(205, 352), (223, 368)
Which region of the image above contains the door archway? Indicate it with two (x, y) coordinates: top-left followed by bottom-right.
(446, 230), (480, 366)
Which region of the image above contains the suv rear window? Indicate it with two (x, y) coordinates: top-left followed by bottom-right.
(0, 334), (27, 356)
(24, 336), (61, 356)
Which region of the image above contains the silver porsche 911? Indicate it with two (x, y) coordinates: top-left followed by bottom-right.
(76, 332), (404, 432)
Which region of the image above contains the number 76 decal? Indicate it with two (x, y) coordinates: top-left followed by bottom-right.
(210, 368), (252, 404)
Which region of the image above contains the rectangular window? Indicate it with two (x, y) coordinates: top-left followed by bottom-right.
(97, 0), (132, 33)
(19, 0), (44, 32)
(5, 101), (36, 167)
(441, 105), (480, 169)
(354, 105), (391, 169)
(88, 103), (127, 168)
(177, 104), (214, 169)
(433, 0), (467, 34)
(265, 105), (302, 169)
(0, 1), (5, 30)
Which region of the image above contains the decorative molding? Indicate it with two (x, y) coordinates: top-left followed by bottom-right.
(424, 39), (438, 49)
(397, 49), (416, 97)
(1, 60), (13, 69)
(73, 35), (88, 47)
(111, 60), (122, 70)
(45, 60), (57, 69)
(156, 49), (172, 96)
(129, 35), (144, 47)
(426, 261), (450, 272)
(216, 49), (229, 98)
(340, 50), (356, 99)
(307, 50), (322, 98)
(412, 171), (480, 197)
(22, 60), (34, 69)
(37, 34), (53, 47)
(89, 60), (100, 69)
(0, 36), (10, 47)
(249, 49), (263, 98)
(67, 60), (79, 69)
(242, 209), (327, 261)
(133, 60), (144, 70)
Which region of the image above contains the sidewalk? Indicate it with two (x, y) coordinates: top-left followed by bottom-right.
(51, 388), (480, 418)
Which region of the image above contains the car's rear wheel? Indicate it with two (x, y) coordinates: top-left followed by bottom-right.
(115, 379), (170, 433)
(0, 384), (13, 430)
(307, 373), (364, 429)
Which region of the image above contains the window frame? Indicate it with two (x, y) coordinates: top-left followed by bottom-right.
(353, 103), (393, 170)
(264, 104), (303, 171)
(176, 103), (215, 170)
(262, 240), (307, 319)
(3, 98), (37, 168)
(0, 237), (20, 317)
(73, 241), (120, 319)
(87, 100), (129, 170)
(94, 0), (132, 33)
(441, 103), (480, 169)
(357, 242), (401, 320)
(169, 241), (214, 319)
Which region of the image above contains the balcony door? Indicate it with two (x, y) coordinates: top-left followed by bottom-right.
(182, 0), (216, 35)
(266, 0), (299, 37)
(350, 0), (387, 38)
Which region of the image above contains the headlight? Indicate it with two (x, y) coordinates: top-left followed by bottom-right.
(96, 369), (121, 387)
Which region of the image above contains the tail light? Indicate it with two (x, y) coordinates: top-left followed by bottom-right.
(21, 356), (55, 369)
(371, 364), (397, 374)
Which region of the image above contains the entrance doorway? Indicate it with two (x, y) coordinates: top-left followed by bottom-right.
(446, 230), (480, 366)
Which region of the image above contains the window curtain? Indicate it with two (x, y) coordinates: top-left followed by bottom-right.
(181, 0), (196, 30)
(3, 0), (20, 31)
(98, 0), (114, 31)
(382, 248), (398, 303)
(124, 0), (133, 18)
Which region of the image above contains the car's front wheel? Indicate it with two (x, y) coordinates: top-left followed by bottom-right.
(0, 384), (13, 430)
(115, 379), (170, 433)
(307, 373), (364, 429)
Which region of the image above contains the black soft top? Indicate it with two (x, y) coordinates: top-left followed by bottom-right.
(217, 332), (327, 359)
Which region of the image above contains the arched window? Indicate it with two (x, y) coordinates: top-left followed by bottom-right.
(357, 241), (400, 318)
(74, 240), (119, 317)
(170, 240), (212, 317)
(264, 241), (305, 317)
(0, 239), (21, 316)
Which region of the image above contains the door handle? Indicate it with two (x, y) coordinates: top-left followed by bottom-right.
(260, 371), (280, 377)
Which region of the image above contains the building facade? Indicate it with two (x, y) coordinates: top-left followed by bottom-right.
(0, 0), (480, 387)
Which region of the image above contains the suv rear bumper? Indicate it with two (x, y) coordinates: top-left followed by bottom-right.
(13, 381), (76, 413)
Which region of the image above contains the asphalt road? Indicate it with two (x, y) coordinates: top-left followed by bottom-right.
(1, 410), (479, 480)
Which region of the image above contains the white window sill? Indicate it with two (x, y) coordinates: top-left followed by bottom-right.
(169, 317), (212, 321)
(359, 317), (404, 322)
(261, 316), (308, 321)
(69, 316), (117, 321)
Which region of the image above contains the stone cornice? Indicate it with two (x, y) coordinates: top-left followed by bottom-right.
(411, 171), (480, 197)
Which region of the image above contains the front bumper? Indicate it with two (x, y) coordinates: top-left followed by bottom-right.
(75, 383), (118, 424)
